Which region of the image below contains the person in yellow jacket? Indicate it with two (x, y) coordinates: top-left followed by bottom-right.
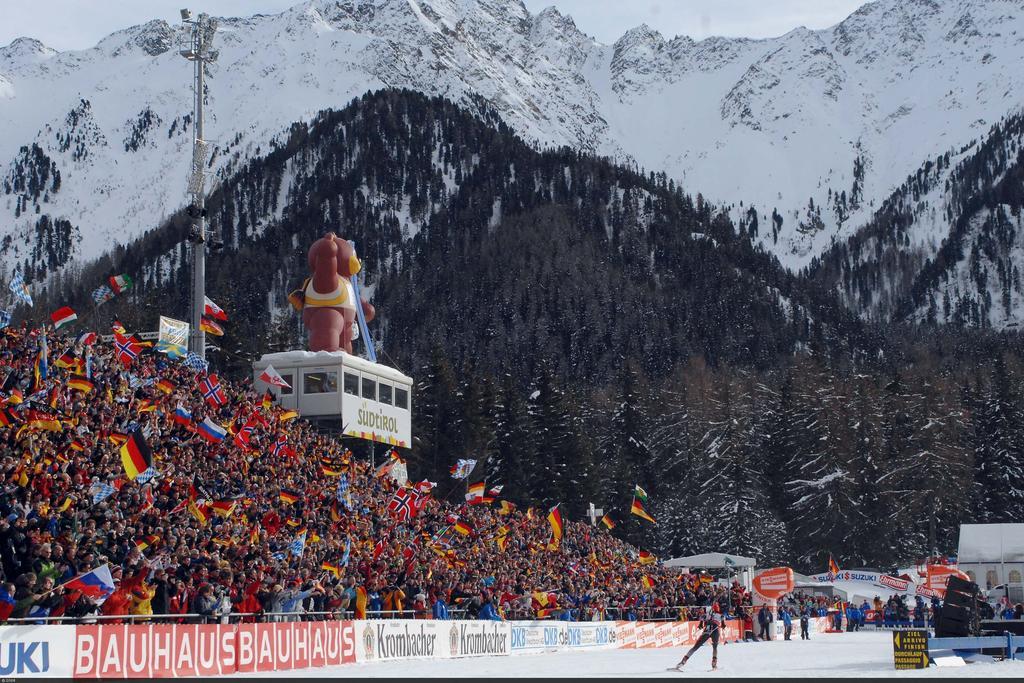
(382, 583), (406, 616)
(130, 582), (156, 621)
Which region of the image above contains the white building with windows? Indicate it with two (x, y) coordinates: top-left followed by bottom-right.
(253, 350), (412, 448)
(956, 523), (1024, 590)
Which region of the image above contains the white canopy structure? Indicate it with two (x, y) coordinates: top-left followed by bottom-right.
(662, 552), (756, 569)
(662, 552), (757, 590)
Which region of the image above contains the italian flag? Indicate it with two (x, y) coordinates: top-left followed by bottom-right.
(108, 274), (133, 294)
(50, 306), (78, 330)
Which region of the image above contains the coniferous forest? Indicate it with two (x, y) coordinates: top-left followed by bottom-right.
(22, 90), (1024, 574)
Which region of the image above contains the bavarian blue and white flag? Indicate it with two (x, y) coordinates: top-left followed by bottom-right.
(89, 481), (116, 504)
(182, 351), (209, 372)
(0, 310), (10, 330)
(289, 529), (308, 557)
(134, 467), (158, 485)
(9, 271), (32, 306)
(91, 284), (115, 306)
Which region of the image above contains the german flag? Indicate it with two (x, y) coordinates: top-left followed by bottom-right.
(321, 462), (344, 477)
(119, 430), (152, 480)
(330, 500), (343, 522)
(155, 378), (176, 395)
(249, 527), (260, 545)
(0, 407), (19, 428)
(279, 489), (301, 505)
(210, 500), (237, 518)
(453, 520), (473, 536)
(495, 526), (510, 552)
(286, 517), (302, 527)
(828, 554), (840, 576)
(54, 351), (78, 369)
(134, 534), (160, 551)
(637, 550), (656, 565)
(641, 575), (656, 590)
(67, 374), (94, 393)
(109, 432), (129, 446)
(600, 513), (616, 530)
(497, 500), (516, 515)
(321, 561), (341, 578)
(136, 399), (157, 413)
(547, 504), (563, 548)
(279, 410), (299, 422)
(69, 438), (86, 451)
(631, 484), (656, 523)
(262, 390), (273, 410)
(27, 410), (62, 432)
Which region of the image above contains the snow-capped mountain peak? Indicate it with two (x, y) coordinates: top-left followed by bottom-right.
(1, 0), (1023, 280)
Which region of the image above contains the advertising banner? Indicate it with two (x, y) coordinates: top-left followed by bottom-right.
(509, 622), (563, 654)
(0, 624), (75, 678)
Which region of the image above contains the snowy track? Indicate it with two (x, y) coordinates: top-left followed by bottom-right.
(233, 631), (1024, 678)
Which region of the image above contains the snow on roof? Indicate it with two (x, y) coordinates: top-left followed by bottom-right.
(957, 524), (1024, 563)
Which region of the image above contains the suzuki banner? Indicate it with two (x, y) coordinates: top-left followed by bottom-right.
(0, 624), (75, 678)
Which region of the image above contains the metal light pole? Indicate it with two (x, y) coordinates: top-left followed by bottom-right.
(180, 9), (218, 359)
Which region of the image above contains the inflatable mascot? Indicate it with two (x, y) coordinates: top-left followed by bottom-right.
(288, 233), (375, 353)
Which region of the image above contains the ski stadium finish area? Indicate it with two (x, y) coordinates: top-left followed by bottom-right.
(5, 617), (1023, 678)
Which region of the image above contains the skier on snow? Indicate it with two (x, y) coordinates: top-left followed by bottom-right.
(671, 600), (724, 671)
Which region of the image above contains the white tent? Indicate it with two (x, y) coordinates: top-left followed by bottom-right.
(662, 552), (756, 569)
(662, 552), (757, 590)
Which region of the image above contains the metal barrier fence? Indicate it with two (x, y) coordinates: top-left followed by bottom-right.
(2, 608), (470, 625)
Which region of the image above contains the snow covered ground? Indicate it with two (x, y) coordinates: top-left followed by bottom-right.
(232, 631), (1024, 678)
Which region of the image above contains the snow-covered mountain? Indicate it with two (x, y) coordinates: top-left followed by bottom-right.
(1, 0), (1023, 276)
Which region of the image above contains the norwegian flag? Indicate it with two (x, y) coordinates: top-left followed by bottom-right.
(197, 373), (227, 407)
(113, 333), (141, 367)
(233, 424), (255, 451)
(270, 433), (295, 458)
(387, 488), (422, 522)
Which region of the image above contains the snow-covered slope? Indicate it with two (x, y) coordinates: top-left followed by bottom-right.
(1, 0), (1023, 273)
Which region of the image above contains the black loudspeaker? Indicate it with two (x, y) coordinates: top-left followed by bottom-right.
(935, 576), (981, 638)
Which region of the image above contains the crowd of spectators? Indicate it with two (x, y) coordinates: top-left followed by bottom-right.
(1, 323), (765, 625)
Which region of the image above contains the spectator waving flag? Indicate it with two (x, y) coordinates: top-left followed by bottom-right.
(197, 417), (227, 442)
(387, 487), (421, 522)
(9, 271), (33, 306)
(197, 373), (227, 407)
(108, 274), (133, 294)
(449, 458), (476, 480)
(204, 296), (228, 321)
(258, 364), (291, 389)
(547, 504), (563, 549)
(91, 284), (115, 306)
(89, 480), (116, 504)
(630, 484), (656, 523)
(50, 306), (77, 330)
(182, 351), (209, 373)
(120, 430), (153, 480)
(62, 564), (116, 602)
(828, 554), (840, 577)
(289, 528), (308, 557)
(113, 333), (141, 367)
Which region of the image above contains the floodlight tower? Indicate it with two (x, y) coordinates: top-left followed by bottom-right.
(180, 9), (218, 359)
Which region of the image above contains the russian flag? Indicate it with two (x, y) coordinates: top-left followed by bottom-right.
(173, 404), (192, 426)
(63, 564), (115, 601)
(198, 417), (227, 442)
